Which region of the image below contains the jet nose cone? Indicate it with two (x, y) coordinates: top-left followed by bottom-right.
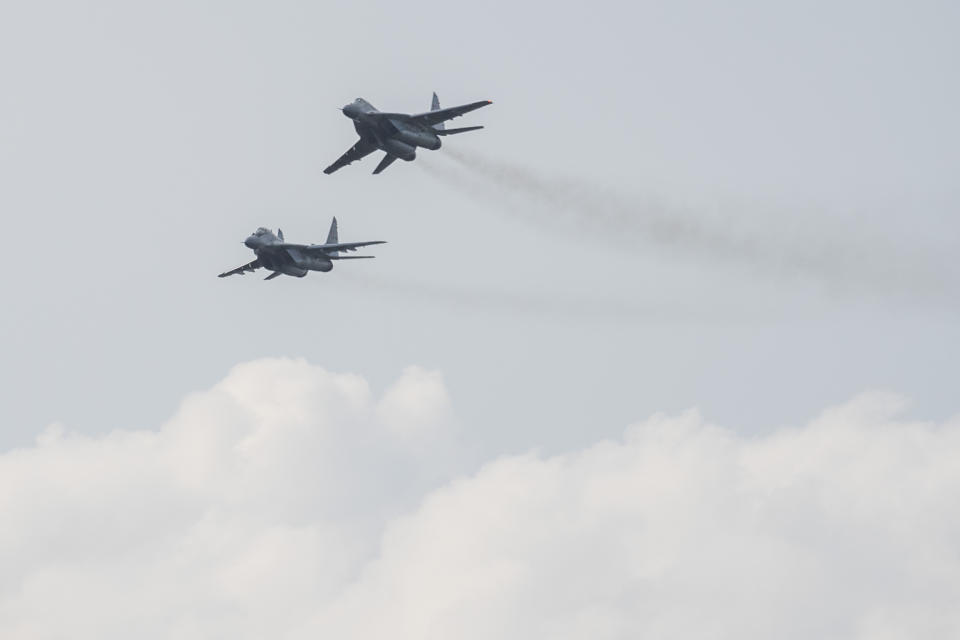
(244, 236), (257, 249)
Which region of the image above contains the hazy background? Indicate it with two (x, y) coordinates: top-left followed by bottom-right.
(2, 0), (958, 455)
(3, 2), (960, 637)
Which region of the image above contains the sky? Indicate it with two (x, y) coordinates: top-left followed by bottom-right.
(1, 0), (959, 637)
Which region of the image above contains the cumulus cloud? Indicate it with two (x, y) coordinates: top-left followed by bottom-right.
(0, 358), (460, 639)
(310, 395), (960, 640)
(377, 366), (453, 439)
(2, 361), (959, 639)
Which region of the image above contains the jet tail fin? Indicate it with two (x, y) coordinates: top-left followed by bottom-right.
(326, 217), (338, 245)
(431, 92), (444, 131)
(436, 125), (484, 136)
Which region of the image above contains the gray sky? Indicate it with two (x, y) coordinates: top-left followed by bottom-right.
(3, 0), (958, 453)
(1, 0), (958, 447)
(2, 1), (960, 636)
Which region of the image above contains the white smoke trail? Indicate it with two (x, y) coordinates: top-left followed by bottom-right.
(335, 271), (756, 325)
(421, 149), (958, 304)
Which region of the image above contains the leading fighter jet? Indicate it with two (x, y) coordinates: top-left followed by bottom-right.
(218, 217), (385, 280)
(324, 93), (492, 175)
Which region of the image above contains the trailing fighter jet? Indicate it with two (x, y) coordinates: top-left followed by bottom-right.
(218, 217), (385, 280)
(324, 92), (492, 175)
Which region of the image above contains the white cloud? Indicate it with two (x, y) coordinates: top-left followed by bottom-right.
(2, 362), (959, 639)
(0, 358), (457, 639)
(377, 366), (454, 439)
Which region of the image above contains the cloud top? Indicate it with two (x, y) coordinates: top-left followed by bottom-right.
(2, 361), (958, 639)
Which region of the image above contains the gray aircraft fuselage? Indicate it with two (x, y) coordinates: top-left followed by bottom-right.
(218, 219), (385, 280)
(343, 98), (440, 162)
(244, 229), (328, 277)
(324, 94), (491, 174)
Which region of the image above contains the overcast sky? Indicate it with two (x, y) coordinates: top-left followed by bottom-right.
(2, 0), (959, 637)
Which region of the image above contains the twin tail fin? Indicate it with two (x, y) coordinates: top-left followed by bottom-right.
(431, 92), (444, 131)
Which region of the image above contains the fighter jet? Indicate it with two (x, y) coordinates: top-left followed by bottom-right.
(218, 217), (385, 280)
(324, 92), (492, 175)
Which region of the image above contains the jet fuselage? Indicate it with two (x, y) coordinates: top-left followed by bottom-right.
(343, 99), (442, 163)
(324, 94), (490, 175)
(220, 219), (384, 280)
(244, 231), (331, 277)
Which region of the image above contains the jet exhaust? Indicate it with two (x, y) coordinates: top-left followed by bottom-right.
(423, 149), (958, 305)
(335, 272), (740, 324)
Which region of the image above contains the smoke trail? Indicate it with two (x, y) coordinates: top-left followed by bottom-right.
(421, 149), (958, 303)
(422, 150), (714, 251)
(334, 271), (755, 325)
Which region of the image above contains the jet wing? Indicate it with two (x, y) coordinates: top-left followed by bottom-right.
(324, 240), (387, 254)
(218, 259), (261, 278)
(281, 241), (386, 255)
(324, 138), (377, 174)
(409, 100), (492, 127)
